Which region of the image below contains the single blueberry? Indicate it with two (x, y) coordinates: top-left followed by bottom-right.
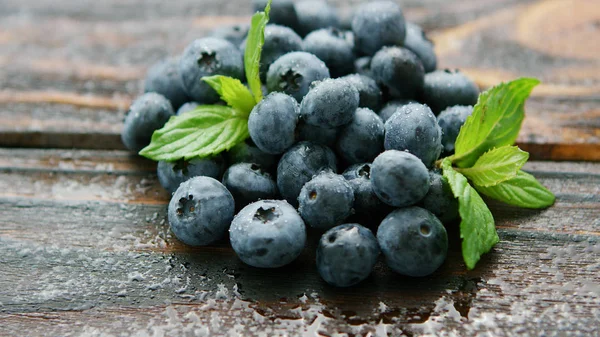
(248, 92), (300, 154)
(371, 150), (430, 207)
(342, 163), (373, 181)
(121, 92), (174, 153)
(298, 171), (354, 230)
(294, 0), (340, 37)
(157, 155), (225, 194)
(179, 38), (243, 104)
(341, 74), (383, 111)
(277, 141), (337, 206)
(266, 51), (331, 102)
(437, 105), (473, 155)
(317, 224), (380, 287)
(352, 1), (406, 56)
(222, 163), (279, 208)
(300, 78), (359, 128)
(378, 100), (417, 122)
(377, 206), (448, 277)
(404, 22), (437, 73)
(230, 200), (306, 268)
(336, 108), (384, 165)
(167, 176), (234, 246)
(253, 0), (300, 33)
(208, 24), (250, 48)
(420, 69), (479, 114)
(371, 46), (425, 100)
(225, 139), (280, 172)
(384, 103), (442, 168)
(420, 171), (459, 223)
(303, 28), (355, 78)
(144, 57), (189, 110)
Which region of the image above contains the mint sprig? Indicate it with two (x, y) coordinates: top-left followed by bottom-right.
(439, 78), (555, 269)
(139, 0), (272, 161)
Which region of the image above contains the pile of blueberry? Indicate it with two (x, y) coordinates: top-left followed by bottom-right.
(122, 0), (480, 287)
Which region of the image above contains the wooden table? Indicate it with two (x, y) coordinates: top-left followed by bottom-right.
(1, 0), (599, 335)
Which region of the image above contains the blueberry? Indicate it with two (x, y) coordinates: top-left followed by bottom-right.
(298, 171), (354, 230)
(294, 0), (340, 37)
(144, 57), (189, 110)
(241, 24), (303, 81)
(317, 224), (380, 287)
(378, 99), (416, 122)
(208, 24), (249, 48)
(371, 150), (430, 207)
(342, 164), (388, 218)
(336, 108), (384, 164)
(377, 206), (448, 277)
(421, 69), (479, 114)
(225, 139), (280, 171)
(296, 121), (338, 147)
(167, 176), (234, 246)
(121, 93), (174, 153)
(300, 78), (359, 128)
(303, 28), (355, 78)
(352, 1), (406, 56)
(384, 103), (442, 168)
(230, 200), (306, 268)
(371, 46), (425, 100)
(253, 0), (300, 33)
(248, 92), (299, 154)
(354, 56), (372, 76)
(342, 163), (372, 181)
(266, 51), (331, 102)
(179, 38), (244, 104)
(341, 74), (383, 111)
(277, 141), (337, 206)
(222, 163), (278, 208)
(420, 171), (459, 223)
(176, 102), (200, 116)
(437, 105), (473, 155)
(157, 155), (225, 194)
(404, 22), (437, 73)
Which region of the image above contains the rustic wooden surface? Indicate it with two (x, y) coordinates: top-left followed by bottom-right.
(0, 0), (599, 336)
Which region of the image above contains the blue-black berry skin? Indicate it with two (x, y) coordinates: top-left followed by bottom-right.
(144, 57), (189, 110)
(121, 93), (174, 153)
(253, 0), (300, 33)
(342, 163), (372, 181)
(437, 105), (473, 155)
(222, 163), (279, 208)
(377, 206), (448, 277)
(208, 24), (250, 48)
(248, 92), (300, 155)
(378, 100), (417, 122)
(421, 171), (459, 223)
(341, 74), (383, 111)
(303, 28), (355, 78)
(404, 22), (437, 73)
(371, 150), (430, 207)
(168, 176), (235, 246)
(300, 78), (359, 128)
(371, 46), (425, 100)
(277, 141), (337, 206)
(176, 102), (200, 116)
(342, 164), (388, 218)
(242, 24), (303, 81)
(225, 139), (280, 171)
(298, 171), (354, 230)
(179, 38), (243, 104)
(336, 108), (384, 164)
(421, 69), (479, 114)
(157, 155), (225, 194)
(384, 103), (442, 168)
(267, 51), (331, 102)
(294, 0), (340, 37)
(230, 200), (306, 268)
(317, 224), (380, 287)
(296, 122), (338, 147)
(352, 1), (406, 56)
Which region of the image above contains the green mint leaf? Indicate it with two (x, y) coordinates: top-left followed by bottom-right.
(139, 105), (249, 161)
(475, 170), (556, 209)
(458, 146), (529, 187)
(244, 0), (271, 103)
(202, 75), (256, 116)
(453, 78), (540, 168)
(442, 158), (500, 270)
